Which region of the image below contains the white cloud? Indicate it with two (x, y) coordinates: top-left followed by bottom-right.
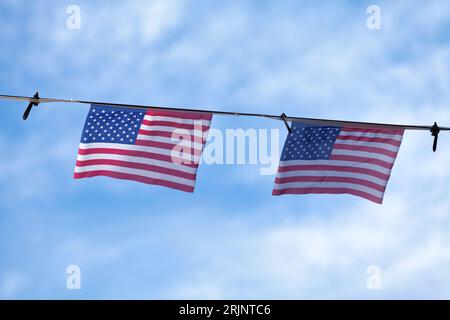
(0, 272), (28, 299)
(137, 0), (183, 44)
(168, 196), (450, 299)
(1, 0), (450, 299)
(0, 132), (75, 203)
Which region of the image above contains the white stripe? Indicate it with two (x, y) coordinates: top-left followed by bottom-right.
(335, 138), (400, 153)
(331, 148), (396, 163)
(76, 153), (197, 174)
(278, 160), (392, 175)
(338, 131), (403, 141)
(144, 115), (211, 126)
(74, 165), (195, 187)
(136, 134), (204, 150)
(273, 181), (384, 198)
(79, 143), (200, 163)
(276, 170), (387, 186)
(140, 125), (206, 138)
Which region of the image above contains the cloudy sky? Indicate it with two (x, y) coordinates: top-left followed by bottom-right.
(0, 0), (449, 299)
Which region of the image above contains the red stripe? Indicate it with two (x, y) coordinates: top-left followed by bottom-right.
(333, 143), (398, 158)
(274, 176), (386, 192)
(277, 164), (389, 180)
(74, 170), (194, 192)
(340, 127), (404, 135)
(76, 159), (196, 180)
(146, 110), (212, 121)
(272, 187), (383, 204)
(141, 119), (210, 131)
(335, 135), (401, 146)
(329, 154), (393, 169)
(135, 139), (203, 156)
(139, 129), (207, 141)
(139, 129), (173, 138)
(77, 147), (199, 168)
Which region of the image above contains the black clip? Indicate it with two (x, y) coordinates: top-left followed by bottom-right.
(430, 122), (440, 152)
(23, 92), (40, 120)
(281, 113), (292, 134)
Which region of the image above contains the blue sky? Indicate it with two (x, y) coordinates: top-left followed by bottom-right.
(1, 0), (450, 299)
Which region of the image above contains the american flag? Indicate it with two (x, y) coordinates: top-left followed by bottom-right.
(273, 122), (404, 204)
(74, 104), (212, 192)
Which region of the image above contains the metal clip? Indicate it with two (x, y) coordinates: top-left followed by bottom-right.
(23, 92), (40, 120)
(281, 113), (292, 134)
(430, 122), (440, 152)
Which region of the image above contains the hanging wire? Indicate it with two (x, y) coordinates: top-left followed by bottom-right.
(1, 93), (449, 132)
